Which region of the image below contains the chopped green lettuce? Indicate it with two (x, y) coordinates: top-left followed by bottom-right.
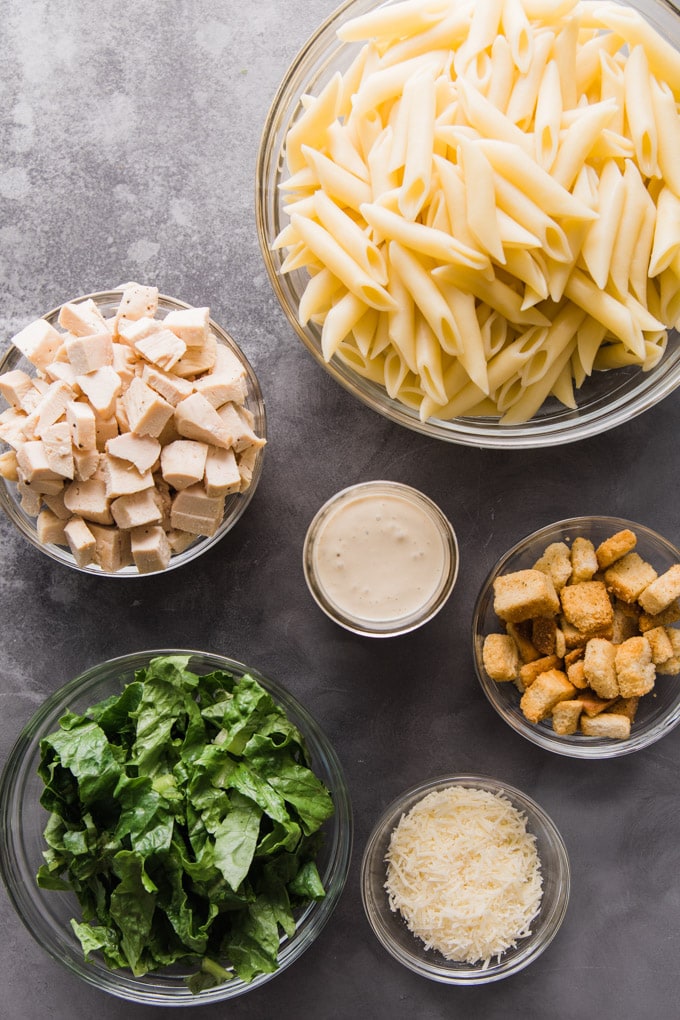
(36, 655), (334, 991)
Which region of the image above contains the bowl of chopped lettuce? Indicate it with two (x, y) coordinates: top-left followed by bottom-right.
(0, 650), (352, 1005)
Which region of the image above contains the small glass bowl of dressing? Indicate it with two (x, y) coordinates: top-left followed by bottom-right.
(303, 481), (458, 637)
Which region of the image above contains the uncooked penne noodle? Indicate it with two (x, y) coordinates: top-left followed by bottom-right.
(434, 263), (550, 327)
(503, 248), (549, 301)
(492, 173), (572, 263)
(564, 268), (644, 358)
(520, 303), (586, 386)
(505, 30), (553, 130)
(384, 346), (412, 399)
(585, 2), (680, 96)
(350, 51), (449, 117)
(549, 361), (577, 409)
(456, 76), (533, 154)
(399, 69), (437, 219)
(575, 316), (608, 376)
(379, 6), (474, 68)
(337, 0), (452, 44)
(361, 200), (490, 270)
(298, 268), (341, 327)
(624, 45), (658, 179)
(326, 121), (370, 182)
(501, 0), (533, 73)
(353, 307), (380, 358)
(480, 307), (508, 358)
(437, 280), (489, 392)
(458, 136), (504, 262)
(455, 0), (504, 70)
(574, 29), (622, 98)
(350, 108), (386, 167)
(280, 241), (320, 274)
(291, 215), (395, 311)
(335, 342), (387, 384)
(415, 314), (448, 404)
(521, 0), (579, 20)
(313, 190), (388, 284)
(609, 160), (651, 299)
(580, 160), (626, 290)
(658, 262), (680, 327)
(649, 187), (680, 277)
(501, 337), (577, 424)
(551, 15), (579, 110)
(389, 241), (462, 354)
(651, 79), (680, 198)
(369, 307), (392, 359)
(300, 146), (372, 212)
(630, 200), (657, 306)
(285, 73), (342, 175)
(486, 33), (515, 112)
(386, 254), (417, 373)
(321, 291), (368, 361)
(534, 59), (562, 170)
(599, 51), (625, 135)
(367, 127), (400, 201)
(550, 98), (618, 191)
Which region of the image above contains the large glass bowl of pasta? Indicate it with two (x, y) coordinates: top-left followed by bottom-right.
(257, 0), (680, 448)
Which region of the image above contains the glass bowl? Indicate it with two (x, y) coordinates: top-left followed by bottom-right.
(256, 0), (680, 449)
(0, 290), (266, 576)
(361, 774), (569, 984)
(302, 480), (459, 637)
(0, 649), (352, 1006)
(473, 516), (680, 758)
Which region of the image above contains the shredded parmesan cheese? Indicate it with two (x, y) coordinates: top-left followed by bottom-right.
(385, 786), (543, 967)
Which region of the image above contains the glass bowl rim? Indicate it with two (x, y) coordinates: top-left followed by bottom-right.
(0, 648), (353, 1006)
(0, 289), (267, 578)
(360, 772), (570, 984)
(472, 515), (680, 759)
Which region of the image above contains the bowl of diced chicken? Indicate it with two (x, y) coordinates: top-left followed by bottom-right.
(473, 517), (680, 758)
(0, 284), (266, 575)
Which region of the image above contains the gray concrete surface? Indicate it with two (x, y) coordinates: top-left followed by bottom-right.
(1, 2), (680, 1018)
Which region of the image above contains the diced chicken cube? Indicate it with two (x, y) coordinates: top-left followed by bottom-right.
(0, 407), (29, 449)
(16, 440), (63, 484)
(88, 522), (133, 571)
(58, 298), (109, 337)
(44, 361), (80, 389)
(72, 447), (100, 481)
(115, 283), (159, 322)
(42, 422), (74, 479)
(134, 328), (187, 371)
(21, 380), (73, 439)
(110, 488), (163, 529)
(63, 478), (113, 525)
(141, 364), (193, 406)
(166, 528), (197, 554)
(111, 342), (137, 384)
(123, 377), (174, 437)
(204, 446), (241, 498)
(0, 369), (36, 410)
(172, 334), (217, 377)
(170, 484), (225, 536)
(130, 524), (172, 573)
(116, 315), (161, 346)
(237, 444), (259, 491)
(66, 400), (97, 451)
(64, 331), (114, 375)
(160, 439), (208, 490)
(106, 433), (160, 473)
(174, 392), (234, 449)
(64, 516), (97, 566)
(217, 401), (266, 453)
(12, 318), (63, 369)
(42, 487), (71, 519)
(103, 453), (154, 499)
(77, 366), (122, 418)
(0, 449), (18, 481)
(36, 507), (67, 546)
(94, 415), (119, 451)
(163, 306), (210, 347)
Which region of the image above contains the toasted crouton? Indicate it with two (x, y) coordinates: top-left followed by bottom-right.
(584, 638), (619, 699)
(656, 628), (680, 676)
(606, 696), (640, 722)
(517, 654), (563, 692)
(638, 564), (680, 616)
(566, 657), (588, 690)
(570, 536), (599, 583)
(639, 599), (680, 632)
(578, 689), (619, 716)
(645, 625), (674, 665)
(493, 569), (560, 623)
(560, 581), (614, 636)
(581, 713), (631, 739)
(532, 615), (557, 655)
(551, 699), (584, 735)
(615, 636), (655, 697)
(604, 552), (658, 603)
(506, 621), (541, 663)
(532, 541), (572, 592)
(482, 633), (520, 682)
(519, 669), (576, 724)
(595, 529), (637, 569)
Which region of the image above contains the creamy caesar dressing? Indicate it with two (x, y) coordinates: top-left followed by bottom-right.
(312, 490), (447, 623)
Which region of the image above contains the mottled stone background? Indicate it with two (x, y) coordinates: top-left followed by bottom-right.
(2, 2), (680, 1019)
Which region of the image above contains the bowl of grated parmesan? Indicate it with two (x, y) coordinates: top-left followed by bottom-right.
(360, 775), (569, 984)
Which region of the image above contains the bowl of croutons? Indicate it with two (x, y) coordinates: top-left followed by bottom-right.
(473, 517), (680, 758)
(0, 284), (266, 575)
